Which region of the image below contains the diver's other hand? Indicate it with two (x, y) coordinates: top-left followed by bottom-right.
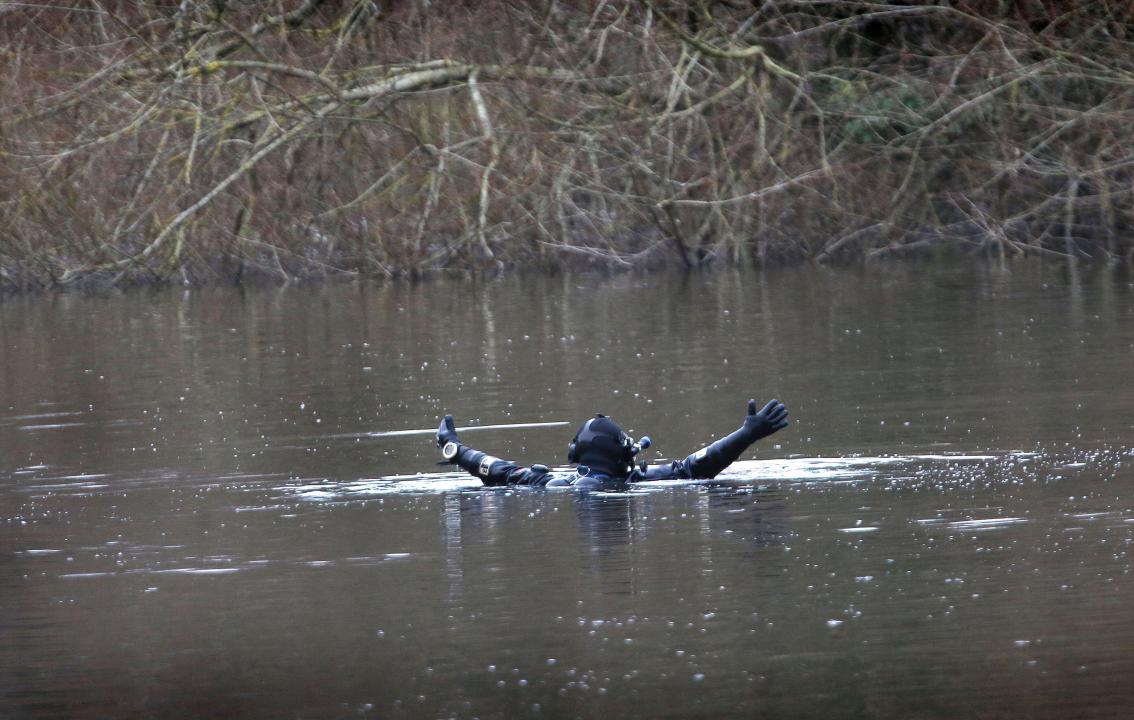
(742, 399), (789, 440)
(436, 414), (460, 448)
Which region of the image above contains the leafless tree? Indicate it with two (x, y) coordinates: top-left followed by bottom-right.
(1, 1), (1131, 289)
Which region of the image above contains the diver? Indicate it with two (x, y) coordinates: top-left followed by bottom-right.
(435, 399), (789, 489)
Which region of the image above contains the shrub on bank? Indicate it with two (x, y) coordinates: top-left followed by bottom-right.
(1, 1), (1131, 290)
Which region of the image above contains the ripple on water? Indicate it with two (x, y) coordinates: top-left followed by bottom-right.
(282, 453), (1032, 502)
(915, 517), (1030, 532)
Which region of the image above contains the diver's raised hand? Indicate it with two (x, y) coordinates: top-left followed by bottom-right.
(742, 399), (789, 440)
(436, 414), (460, 448)
(681, 398), (790, 479)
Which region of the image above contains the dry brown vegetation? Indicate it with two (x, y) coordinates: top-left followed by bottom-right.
(2, 1), (1133, 289)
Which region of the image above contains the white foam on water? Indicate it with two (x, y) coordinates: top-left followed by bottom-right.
(150, 567), (243, 575)
(947, 517), (1028, 531)
(722, 456), (904, 481)
(293, 490), (338, 501)
(906, 454), (999, 461)
(292, 473), (484, 499)
(285, 453), (1016, 501)
(18, 422), (88, 431)
(917, 517), (1029, 531)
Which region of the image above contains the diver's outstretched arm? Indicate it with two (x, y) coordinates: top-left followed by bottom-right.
(435, 414), (550, 486)
(679, 399), (789, 479)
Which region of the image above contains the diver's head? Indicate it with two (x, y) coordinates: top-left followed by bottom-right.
(567, 414), (638, 479)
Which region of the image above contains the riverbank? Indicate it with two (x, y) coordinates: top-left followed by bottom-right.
(3, 227), (1131, 295)
(3, 2), (1133, 292)
(2, 255), (1130, 305)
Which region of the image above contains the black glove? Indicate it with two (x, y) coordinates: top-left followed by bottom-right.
(742, 399), (789, 440)
(682, 397), (790, 479)
(436, 414), (460, 448)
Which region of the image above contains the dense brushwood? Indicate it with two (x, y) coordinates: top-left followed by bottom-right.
(1, 1), (1132, 289)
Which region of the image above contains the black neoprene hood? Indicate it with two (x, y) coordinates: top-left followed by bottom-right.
(569, 414), (634, 479)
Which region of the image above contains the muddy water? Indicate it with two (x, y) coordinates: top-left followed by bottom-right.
(2, 265), (1134, 719)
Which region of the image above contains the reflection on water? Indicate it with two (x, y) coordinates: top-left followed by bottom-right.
(3, 265), (1134, 718)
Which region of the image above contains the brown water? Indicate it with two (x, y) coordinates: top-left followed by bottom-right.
(2, 265), (1134, 719)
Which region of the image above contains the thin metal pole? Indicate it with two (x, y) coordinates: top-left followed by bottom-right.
(367, 421), (570, 438)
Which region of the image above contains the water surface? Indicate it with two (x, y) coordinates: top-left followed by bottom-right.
(2, 265), (1134, 718)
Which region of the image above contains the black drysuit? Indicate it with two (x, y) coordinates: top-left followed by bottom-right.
(447, 418), (775, 489)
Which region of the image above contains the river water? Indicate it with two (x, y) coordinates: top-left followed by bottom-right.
(2, 265), (1133, 719)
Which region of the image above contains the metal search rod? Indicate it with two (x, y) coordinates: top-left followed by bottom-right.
(369, 421), (570, 438)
